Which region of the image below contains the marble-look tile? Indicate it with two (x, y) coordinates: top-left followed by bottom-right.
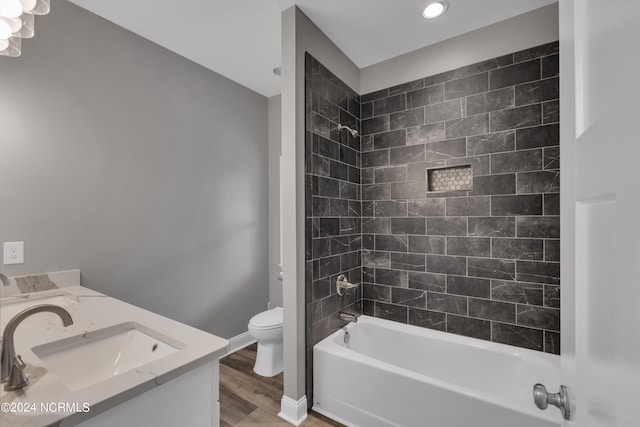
(408, 308), (446, 331)
(489, 59), (541, 90)
(427, 217), (467, 236)
(490, 104), (541, 132)
(391, 288), (427, 308)
(545, 239), (560, 262)
(426, 255), (467, 275)
(492, 238), (544, 260)
(447, 236), (491, 257)
(467, 131), (515, 155)
(390, 217), (426, 235)
(361, 115), (389, 135)
(491, 149), (542, 174)
(445, 73), (489, 100)
(446, 196), (490, 216)
(543, 100), (560, 124)
(408, 236), (447, 255)
(374, 94), (406, 116)
(407, 123), (446, 145)
(517, 217), (560, 238)
(407, 199), (446, 217)
(390, 108), (425, 131)
(374, 166), (407, 184)
(516, 124), (559, 150)
(469, 298), (516, 323)
(447, 314), (490, 340)
(406, 84), (445, 108)
(517, 305), (560, 331)
(427, 292), (468, 315)
(408, 271), (447, 292)
(362, 183), (390, 201)
(374, 302), (408, 323)
(362, 250), (391, 268)
(491, 194), (542, 215)
(543, 194), (560, 215)
(423, 138), (467, 161)
(424, 99), (465, 124)
(375, 268), (408, 287)
(374, 129), (407, 149)
(516, 260), (560, 285)
(375, 235), (408, 252)
(492, 323), (543, 351)
(514, 77), (559, 106)
(466, 87), (514, 115)
(468, 257), (515, 280)
(470, 174), (516, 196)
(544, 331), (561, 355)
(491, 280), (544, 306)
(445, 114), (489, 138)
(468, 216), (515, 237)
(390, 144), (425, 165)
(391, 253), (426, 272)
(363, 283), (391, 303)
(390, 181), (428, 199)
(446, 276), (490, 298)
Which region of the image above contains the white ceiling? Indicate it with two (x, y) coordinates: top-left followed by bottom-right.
(68, 0), (557, 97)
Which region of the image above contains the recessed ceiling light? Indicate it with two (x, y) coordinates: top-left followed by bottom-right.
(422, 2), (447, 19)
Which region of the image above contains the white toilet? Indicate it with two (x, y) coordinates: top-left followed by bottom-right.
(247, 307), (283, 377)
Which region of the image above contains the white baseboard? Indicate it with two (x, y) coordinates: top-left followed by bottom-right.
(224, 331), (256, 356)
(278, 395), (308, 426)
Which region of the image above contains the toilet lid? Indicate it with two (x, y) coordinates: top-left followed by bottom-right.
(249, 307), (283, 330)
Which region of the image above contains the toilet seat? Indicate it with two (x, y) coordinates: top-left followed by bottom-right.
(249, 307), (283, 330)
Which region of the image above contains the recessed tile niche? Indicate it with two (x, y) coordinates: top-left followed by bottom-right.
(427, 165), (472, 192)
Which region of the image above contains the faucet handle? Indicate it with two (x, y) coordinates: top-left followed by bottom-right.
(5, 354), (29, 391)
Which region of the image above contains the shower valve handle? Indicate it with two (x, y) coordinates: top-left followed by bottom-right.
(336, 275), (358, 296)
(533, 383), (572, 420)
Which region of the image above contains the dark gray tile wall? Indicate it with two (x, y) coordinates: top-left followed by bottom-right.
(359, 42), (560, 355)
(305, 54), (361, 403)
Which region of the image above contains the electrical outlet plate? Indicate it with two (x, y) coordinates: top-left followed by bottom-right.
(3, 241), (24, 265)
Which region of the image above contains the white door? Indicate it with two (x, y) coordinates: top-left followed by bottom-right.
(559, 0), (640, 425)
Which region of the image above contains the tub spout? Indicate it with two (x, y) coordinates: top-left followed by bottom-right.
(339, 311), (360, 323)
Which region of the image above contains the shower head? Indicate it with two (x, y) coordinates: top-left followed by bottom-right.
(338, 124), (358, 137)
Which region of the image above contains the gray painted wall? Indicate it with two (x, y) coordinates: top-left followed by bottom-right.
(268, 94), (283, 308)
(0, 0), (269, 339)
(360, 4), (559, 94)
(281, 4), (359, 404)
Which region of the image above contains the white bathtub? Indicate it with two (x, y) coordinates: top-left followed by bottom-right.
(313, 316), (561, 427)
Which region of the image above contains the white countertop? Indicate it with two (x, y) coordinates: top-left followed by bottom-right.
(0, 284), (229, 426)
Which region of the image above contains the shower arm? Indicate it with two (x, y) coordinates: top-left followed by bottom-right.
(337, 124), (358, 137)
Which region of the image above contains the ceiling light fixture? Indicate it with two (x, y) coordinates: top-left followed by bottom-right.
(0, 0), (50, 57)
(422, 2), (447, 19)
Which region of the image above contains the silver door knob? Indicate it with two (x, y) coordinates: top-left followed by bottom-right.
(533, 383), (571, 420)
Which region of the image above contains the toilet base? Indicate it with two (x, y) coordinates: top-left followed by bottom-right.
(253, 342), (283, 377)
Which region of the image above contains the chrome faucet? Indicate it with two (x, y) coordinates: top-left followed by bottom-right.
(0, 273), (9, 287)
(1, 304), (73, 391)
(339, 311), (361, 323)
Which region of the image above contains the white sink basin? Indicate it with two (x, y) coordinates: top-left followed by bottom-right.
(32, 322), (183, 391)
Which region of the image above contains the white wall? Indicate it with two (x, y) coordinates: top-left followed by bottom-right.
(360, 4), (559, 94)
(0, 0), (269, 339)
(268, 94), (283, 308)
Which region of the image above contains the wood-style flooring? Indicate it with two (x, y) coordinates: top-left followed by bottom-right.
(220, 344), (344, 427)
